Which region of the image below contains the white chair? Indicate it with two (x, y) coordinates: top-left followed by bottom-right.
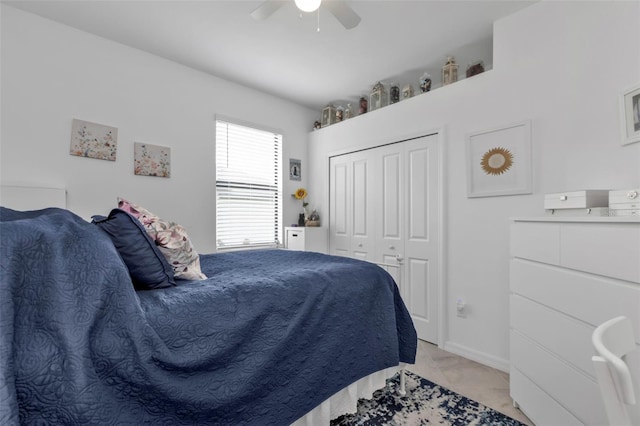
(592, 316), (637, 426)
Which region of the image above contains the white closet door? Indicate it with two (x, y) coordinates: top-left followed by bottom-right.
(374, 144), (404, 290)
(351, 155), (375, 261)
(329, 134), (440, 344)
(402, 136), (439, 344)
(329, 151), (375, 260)
(330, 157), (350, 257)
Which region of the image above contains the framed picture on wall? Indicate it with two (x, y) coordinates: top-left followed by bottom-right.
(134, 142), (171, 178)
(466, 120), (532, 198)
(289, 158), (301, 181)
(69, 119), (118, 161)
(620, 83), (640, 146)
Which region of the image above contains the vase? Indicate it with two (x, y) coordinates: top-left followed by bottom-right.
(298, 213), (306, 227)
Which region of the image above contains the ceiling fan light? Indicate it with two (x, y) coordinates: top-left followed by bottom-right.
(295, 0), (321, 13)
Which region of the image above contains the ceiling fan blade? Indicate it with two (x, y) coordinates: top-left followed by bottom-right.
(324, 1), (361, 29)
(250, 0), (287, 21)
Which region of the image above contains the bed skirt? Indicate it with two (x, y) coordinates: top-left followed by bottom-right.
(291, 364), (406, 425)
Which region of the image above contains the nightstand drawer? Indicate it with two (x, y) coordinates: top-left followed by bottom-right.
(286, 228), (306, 251)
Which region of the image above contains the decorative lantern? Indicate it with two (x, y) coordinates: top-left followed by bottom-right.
(441, 56), (458, 86)
(369, 81), (388, 112)
(419, 73), (432, 93)
(321, 104), (337, 127)
(402, 84), (413, 100)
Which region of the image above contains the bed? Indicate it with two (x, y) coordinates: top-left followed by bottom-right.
(0, 202), (417, 425)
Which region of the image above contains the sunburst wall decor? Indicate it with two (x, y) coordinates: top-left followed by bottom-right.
(480, 147), (514, 175)
(466, 120), (532, 198)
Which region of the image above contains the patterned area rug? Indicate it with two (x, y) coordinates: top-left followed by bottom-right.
(331, 371), (526, 426)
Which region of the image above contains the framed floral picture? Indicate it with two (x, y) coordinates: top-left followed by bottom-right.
(620, 83), (640, 146)
(466, 120), (532, 198)
(69, 119), (118, 161)
(134, 142), (171, 178)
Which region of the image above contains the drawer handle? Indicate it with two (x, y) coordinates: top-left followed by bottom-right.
(559, 195), (568, 201)
(627, 190), (638, 200)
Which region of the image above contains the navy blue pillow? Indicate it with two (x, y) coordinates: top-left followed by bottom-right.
(92, 209), (175, 290)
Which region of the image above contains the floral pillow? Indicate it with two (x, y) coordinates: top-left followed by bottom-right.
(118, 197), (206, 281)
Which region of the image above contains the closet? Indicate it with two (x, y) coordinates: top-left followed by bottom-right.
(329, 134), (440, 343)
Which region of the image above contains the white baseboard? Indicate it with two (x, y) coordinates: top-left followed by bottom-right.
(443, 340), (510, 373)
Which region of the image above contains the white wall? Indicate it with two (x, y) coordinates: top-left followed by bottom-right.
(308, 1), (640, 370)
(0, 5), (317, 253)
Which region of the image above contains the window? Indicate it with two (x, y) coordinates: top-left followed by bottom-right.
(215, 118), (282, 250)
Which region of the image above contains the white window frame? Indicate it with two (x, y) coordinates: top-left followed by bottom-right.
(215, 116), (283, 250)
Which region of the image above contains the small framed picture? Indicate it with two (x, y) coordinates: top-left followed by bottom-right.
(134, 142), (171, 178)
(620, 83), (640, 146)
(289, 158), (301, 181)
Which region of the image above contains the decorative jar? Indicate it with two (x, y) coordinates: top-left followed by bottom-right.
(390, 83), (400, 104)
(402, 84), (413, 100)
(466, 61), (485, 78)
(359, 96), (368, 115)
(419, 73), (432, 93)
(344, 103), (352, 120)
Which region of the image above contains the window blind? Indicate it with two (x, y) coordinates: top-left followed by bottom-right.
(215, 119), (282, 249)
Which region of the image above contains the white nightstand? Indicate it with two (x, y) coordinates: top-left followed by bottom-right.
(284, 227), (327, 253)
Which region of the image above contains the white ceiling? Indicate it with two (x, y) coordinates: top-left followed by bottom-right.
(4, 0), (536, 111)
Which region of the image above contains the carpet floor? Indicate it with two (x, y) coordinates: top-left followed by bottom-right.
(331, 371), (526, 426)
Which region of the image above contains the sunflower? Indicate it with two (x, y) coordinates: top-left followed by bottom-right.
(294, 188), (308, 200)
(293, 188), (309, 208)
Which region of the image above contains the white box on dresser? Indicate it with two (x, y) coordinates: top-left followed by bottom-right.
(509, 217), (640, 426)
(609, 188), (640, 216)
(543, 190), (609, 210)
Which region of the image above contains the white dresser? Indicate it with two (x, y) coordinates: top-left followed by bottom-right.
(509, 217), (640, 425)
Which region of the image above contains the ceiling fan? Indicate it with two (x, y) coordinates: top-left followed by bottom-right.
(250, 0), (361, 30)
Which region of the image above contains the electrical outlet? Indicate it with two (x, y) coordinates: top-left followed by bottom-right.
(456, 299), (466, 318)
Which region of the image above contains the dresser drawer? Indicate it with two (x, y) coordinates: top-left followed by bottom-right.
(561, 223), (640, 283)
(510, 295), (594, 376)
(510, 260), (640, 343)
(510, 222), (560, 265)
(510, 368), (582, 426)
(510, 331), (606, 425)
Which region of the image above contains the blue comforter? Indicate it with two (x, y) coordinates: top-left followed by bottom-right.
(0, 207), (416, 425)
